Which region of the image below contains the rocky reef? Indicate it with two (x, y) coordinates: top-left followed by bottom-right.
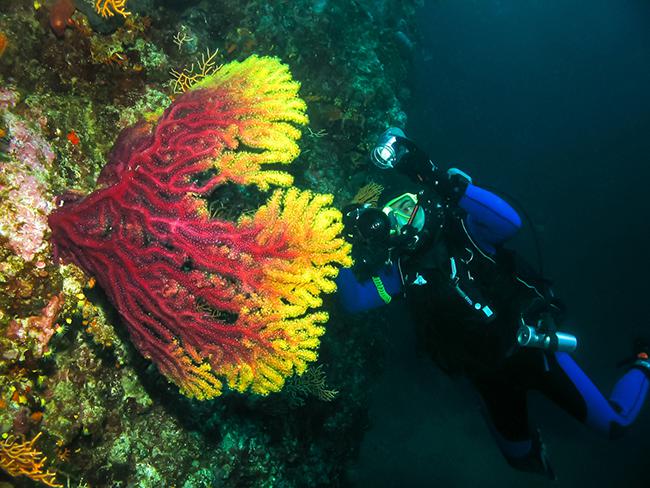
(0, 0), (420, 486)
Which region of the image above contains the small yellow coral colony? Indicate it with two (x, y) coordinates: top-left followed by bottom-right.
(169, 48), (221, 94)
(0, 432), (62, 487)
(95, 0), (130, 18)
(351, 182), (384, 206)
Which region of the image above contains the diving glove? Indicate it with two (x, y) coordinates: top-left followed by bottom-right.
(617, 337), (650, 378)
(633, 338), (650, 377)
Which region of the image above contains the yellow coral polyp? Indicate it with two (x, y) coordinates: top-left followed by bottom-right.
(190, 55), (309, 191)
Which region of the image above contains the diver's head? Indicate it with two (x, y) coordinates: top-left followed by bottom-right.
(382, 193), (425, 236)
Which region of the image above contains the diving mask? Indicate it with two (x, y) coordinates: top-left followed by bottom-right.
(383, 193), (425, 234)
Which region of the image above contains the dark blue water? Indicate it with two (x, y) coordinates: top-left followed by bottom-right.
(353, 1), (650, 486)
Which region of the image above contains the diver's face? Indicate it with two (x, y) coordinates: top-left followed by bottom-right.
(393, 198), (416, 221)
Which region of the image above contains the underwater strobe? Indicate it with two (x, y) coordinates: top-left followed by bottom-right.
(517, 320), (578, 353)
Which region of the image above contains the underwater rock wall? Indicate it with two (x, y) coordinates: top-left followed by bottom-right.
(0, 0), (420, 486)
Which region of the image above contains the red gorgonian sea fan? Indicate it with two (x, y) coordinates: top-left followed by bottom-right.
(47, 56), (352, 399)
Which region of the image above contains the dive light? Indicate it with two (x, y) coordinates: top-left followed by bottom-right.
(371, 128), (408, 170)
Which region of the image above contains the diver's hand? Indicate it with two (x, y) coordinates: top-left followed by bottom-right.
(369, 128), (472, 203)
(370, 128), (443, 182)
(446, 168), (472, 201)
(429, 168), (472, 205)
(405, 166), (471, 206)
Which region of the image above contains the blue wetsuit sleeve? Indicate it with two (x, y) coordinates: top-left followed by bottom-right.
(459, 184), (522, 254)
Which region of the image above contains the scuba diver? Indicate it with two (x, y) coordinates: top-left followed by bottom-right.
(337, 127), (650, 479)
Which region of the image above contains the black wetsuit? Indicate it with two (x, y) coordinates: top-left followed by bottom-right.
(401, 208), (648, 477)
